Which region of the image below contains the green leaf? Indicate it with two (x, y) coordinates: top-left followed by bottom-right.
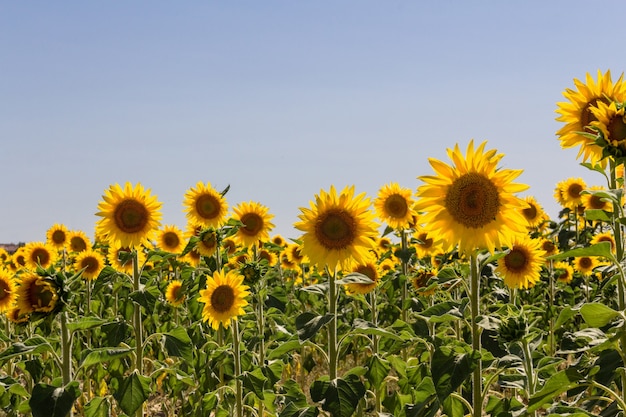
(366, 354), (391, 388)
(129, 285), (161, 311)
(279, 402), (320, 417)
(431, 345), (480, 401)
(67, 316), (107, 333)
(101, 320), (131, 346)
(79, 347), (134, 369)
(310, 374), (366, 417)
(351, 319), (404, 341)
(242, 367), (268, 400)
(84, 396), (111, 417)
(298, 283), (329, 295)
(30, 382), (81, 417)
(295, 312), (334, 342)
(584, 209), (611, 222)
(268, 339), (301, 360)
(554, 306), (577, 330)
(163, 327), (193, 362)
(442, 395), (466, 417)
(527, 369), (583, 412)
(0, 336), (54, 362)
(113, 370), (151, 416)
(547, 242), (616, 263)
(580, 303), (621, 328)
(335, 272), (374, 285)
(417, 301), (465, 324)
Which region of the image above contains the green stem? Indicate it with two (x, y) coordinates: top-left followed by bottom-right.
(233, 320), (243, 417)
(328, 267), (338, 380)
(521, 339), (536, 417)
(400, 229), (409, 323)
(470, 252), (482, 417)
(132, 251), (144, 417)
(258, 285), (265, 417)
(60, 311), (72, 385)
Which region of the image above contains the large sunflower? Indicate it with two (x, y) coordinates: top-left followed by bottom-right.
(46, 223), (69, 250)
(556, 70), (626, 165)
(294, 185), (379, 270)
(15, 272), (59, 314)
(0, 270), (17, 313)
(183, 181), (228, 228)
(198, 269), (250, 330)
(96, 182), (162, 248)
(155, 224), (185, 254)
(74, 249), (105, 281)
(231, 201), (275, 248)
(374, 182), (415, 230)
(414, 140), (529, 254)
(494, 237), (546, 290)
(23, 242), (57, 270)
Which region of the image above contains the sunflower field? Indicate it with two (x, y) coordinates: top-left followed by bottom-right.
(2, 70), (626, 417)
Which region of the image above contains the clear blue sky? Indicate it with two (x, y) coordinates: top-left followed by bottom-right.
(2, 1), (625, 244)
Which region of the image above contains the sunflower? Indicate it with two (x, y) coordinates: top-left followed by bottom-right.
(96, 182), (162, 248)
(589, 100), (626, 158)
(23, 242), (57, 270)
(374, 182), (415, 230)
(107, 245), (146, 274)
(0, 248), (10, 265)
(270, 234), (287, 249)
(67, 230), (92, 253)
(12, 247), (27, 271)
(413, 228), (443, 259)
(521, 196), (549, 229)
(280, 253), (297, 271)
(222, 238), (238, 256)
(582, 185), (614, 213)
(165, 280), (186, 307)
(554, 178), (587, 210)
(0, 270), (17, 313)
(6, 305), (29, 324)
(183, 181), (228, 228)
(182, 248), (202, 268)
(376, 237), (393, 253)
(379, 257), (396, 275)
(258, 248), (278, 266)
(495, 237), (546, 290)
(554, 261), (575, 284)
(414, 140), (529, 254)
(540, 238), (558, 258)
(154, 225), (185, 254)
(285, 243), (309, 265)
(231, 201), (275, 248)
(573, 256), (601, 277)
(74, 249), (105, 281)
(294, 185), (379, 270)
(556, 70), (626, 166)
(410, 267), (437, 296)
(15, 272), (59, 314)
(198, 269), (250, 330)
(590, 231), (616, 254)
(344, 257), (380, 295)
(46, 223), (69, 250)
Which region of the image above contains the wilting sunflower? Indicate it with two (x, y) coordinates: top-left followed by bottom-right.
(573, 256), (601, 276)
(198, 269), (250, 330)
(183, 181), (228, 228)
(554, 261), (575, 284)
(46, 223), (69, 250)
(495, 237), (546, 290)
(74, 249), (105, 281)
(23, 242), (57, 270)
(96, 182), (162, 248)
(107, 245), (146, 274)
(590, 231), (616, 254)
(345, 257), (380, 295)
(414, 140), (529, 254)
(231, 201), (275, 248)
(554, 178), (587, 210)
(374, 182), (415, 230)
(295, 185), (379, 270)
(556, 70), (626, 165)
(156, 225), (185, 254)
(67, 230), (92, 253)
(165, 280), (186, 307)
(0, 270), (17, 313)
(521, 196), (549, 229)
(15, 272), (59, 314)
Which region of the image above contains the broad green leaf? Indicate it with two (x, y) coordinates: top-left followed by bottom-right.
(351, 319), (404, 341)
(310, 375), (366, 417)
(113, 370), (151, 416)
(278, 379), (309, 408)
(584, 209), (611, 222)
(129, 285), (161, 311)
(79, 347), (133, 369)
(84, 396), (111, 417)
(366, 354), (391, 388)
(242, 367), (268, 400)
(527, 369), (583, 412)
(67, 316), (107, 333)
(442, 395), (466, 417)
(579, 303), (621, 328)
(0, 336), (54, 362)
(30, 382), (81, 417)
(554, 306), (577, 330)
(101, 320), (131, 346)
(335, 272), (374, 285)
(431, 345), (480, 401)
(295, 312), (334, 342)
(279, 402), (319, 417)
(163, 327), (193, 362)
(547, 242), (615, 263)
(268, 339), (301, 360)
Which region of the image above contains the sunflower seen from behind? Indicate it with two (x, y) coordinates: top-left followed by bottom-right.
(415, 140), (529, 254)
(374, 182), (415, 230)
(198, 269), (250, 331)
(183, 181), (228, 229)
(96, 182), (162, 249)
(231, 201), (275, 249)
(494, 236), (546, 290)
(294, 185), (379, 270)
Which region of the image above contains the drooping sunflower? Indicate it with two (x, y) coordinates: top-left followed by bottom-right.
(294, 185), (379, 270)
(46, 223), (69, 250)
(198, 269), (250, 330)
(556, 70), (626, 165)
(554, 261), (575, 284)
(74, 249), (106, 281)
(0, 270), (17, 313)
(521, 196), (549, 230)
(414, 140), (529, 254)
(231, 201), (275, 248)
(344, 257), (380, 295)
(15, 272), (59, 314)
(183, 181), (228, 229)
(494, 237), (546, 290)
(554, 178), (587, 210)
(165, 280), (186, 307)
(374, 182), (415, 230)
(67, 230), (92, 253)
(23, 242), (57, 270)
(155, 224), (185, 254)
(96, 182), (162, 248)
